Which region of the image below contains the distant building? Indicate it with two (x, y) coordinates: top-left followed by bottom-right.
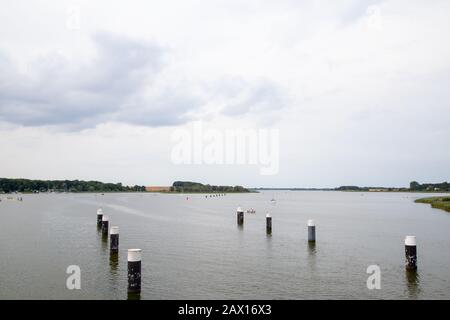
(145, 186), (171, 192)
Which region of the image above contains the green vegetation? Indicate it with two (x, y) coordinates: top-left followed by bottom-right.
(0, 178), (146, 193)
(170, 181), (250, 193)
(415, 196), (450, 213)
(335, 181), (450, 192)
(336, 186), (366, 191)
(409, 181), (450, 192)
(335, 186), (409, 191)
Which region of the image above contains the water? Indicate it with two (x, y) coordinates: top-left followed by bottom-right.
(0, 191), (450, 300)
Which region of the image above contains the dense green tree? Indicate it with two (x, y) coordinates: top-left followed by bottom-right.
(410, 181), (421, 190)
(171, 181), (250, 193)
(0, 178), (146, 193)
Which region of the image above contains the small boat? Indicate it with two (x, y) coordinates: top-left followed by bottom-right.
(246, 208), (256, 214)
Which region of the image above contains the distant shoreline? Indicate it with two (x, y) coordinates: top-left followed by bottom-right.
(4, 190), (449, 194)
(2, 178), (449, 194)
(3, 189), (450, 195)
(415, 196), (450, 213)
(0, 190), (254, 195)
(251, 188), (450, 193)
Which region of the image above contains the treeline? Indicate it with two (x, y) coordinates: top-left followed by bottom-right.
(410, 181), (450, 192)
(171, 181), (250, 193)
(253, 188), (334, 191)
(335, 186), (365, 191)
(333, 186), (403, 191)
(0, 178), (146, 193)
(335, 181), (450, 192)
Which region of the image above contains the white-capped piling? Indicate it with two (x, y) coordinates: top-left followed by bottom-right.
(101, 215), (109, 235)
(97, 208), (103, 226)
(110, 226), (119, 253)
(266, 213), (272, 234)
(405, 236), (417, 271)
(308, 219), (316, 242)
(237, 207), (244, 226)
(128, 249), (142, 293)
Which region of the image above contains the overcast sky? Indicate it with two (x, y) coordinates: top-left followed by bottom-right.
(1, 0), (449, 188)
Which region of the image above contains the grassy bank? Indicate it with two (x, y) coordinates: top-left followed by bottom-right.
(415, 196), (450, 213)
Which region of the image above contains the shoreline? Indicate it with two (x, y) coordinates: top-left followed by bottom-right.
(415, 196), (450, 213)
(0, 191), (254, 195)
(251, 189), (450, 193)
(2, 190), (450, 195)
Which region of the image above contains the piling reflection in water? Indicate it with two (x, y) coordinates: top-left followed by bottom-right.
(308, 241), (316, 256)
(264, 236), (273, 260)
(127, 292), (141, 300)
(307, 241), (317, 273)
(109, 252), (119, 274)
(265, 232), (272, 245)
(405, 270), (420, 299)
(101, 232), (108, 250)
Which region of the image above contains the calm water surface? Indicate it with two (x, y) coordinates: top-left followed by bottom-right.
(1, 191), (449, 299)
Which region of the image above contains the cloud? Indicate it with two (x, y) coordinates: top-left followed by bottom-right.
(0, 32), (201, 129)
(0, 31), (289, 130)
(200, 76), (288, 126)
(220, 78), (286, 116)
(116, 89), (201, 127)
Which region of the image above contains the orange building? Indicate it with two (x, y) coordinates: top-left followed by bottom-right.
(145, 186), (171, 192)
